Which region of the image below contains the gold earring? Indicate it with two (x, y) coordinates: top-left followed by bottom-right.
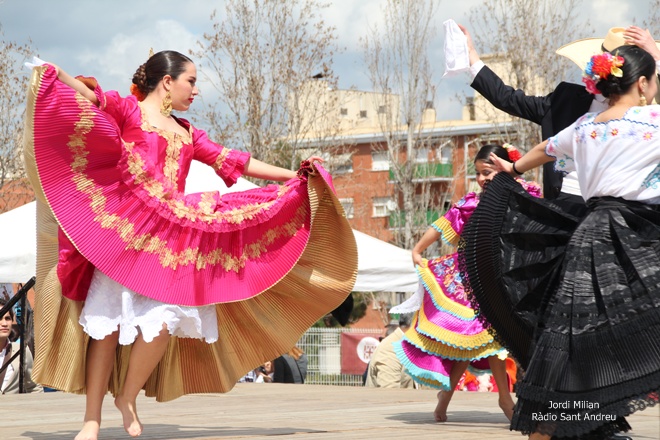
(640, 94), (647, 106)
(161, 91), (172, 117)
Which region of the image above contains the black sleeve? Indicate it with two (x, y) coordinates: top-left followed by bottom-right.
(471, 65), (551, 125)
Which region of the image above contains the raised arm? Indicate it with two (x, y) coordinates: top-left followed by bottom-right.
(489, 140), (554, 176)
(624, 26), (660, 62)
(243, 158), (296, 182)
(243, 156), (325, 182)
(459, 24), (551, 125)
(50, 64), (99, 105)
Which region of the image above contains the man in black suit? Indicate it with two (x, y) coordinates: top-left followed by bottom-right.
(459, 24), (660, 201)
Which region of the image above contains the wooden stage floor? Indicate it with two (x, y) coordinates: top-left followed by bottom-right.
(2, 384), (658, 439)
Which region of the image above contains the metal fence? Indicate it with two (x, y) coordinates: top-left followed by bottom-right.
(296, 327), (383, 386)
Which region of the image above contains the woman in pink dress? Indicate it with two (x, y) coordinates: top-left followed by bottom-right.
(24, 51), (357, 440)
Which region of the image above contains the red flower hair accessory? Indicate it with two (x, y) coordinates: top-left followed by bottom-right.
(130, 83), (147, 102)
(502, 143), (522, 162)
(582, 52), (624, 95)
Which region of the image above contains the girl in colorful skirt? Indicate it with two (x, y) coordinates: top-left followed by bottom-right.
(391, 144), (541, 422)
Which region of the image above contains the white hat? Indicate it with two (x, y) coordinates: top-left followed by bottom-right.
(556, 27), (660, 70)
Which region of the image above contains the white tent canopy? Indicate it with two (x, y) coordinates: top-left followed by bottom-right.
(0, 202), (37, 283)
(0, 161), (419, 292)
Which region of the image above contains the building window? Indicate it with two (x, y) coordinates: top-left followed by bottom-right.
(371, 151), (390, 171)
(359, 110), (368, 118)
(438, 144), (452, 164)
(340, 107), (348, 116)
(378, 105), (387, 114)
(372, 197), (395, 217)
(339, 198), (354, 218)
(326, 152), (353, 174)
(413, 147), (429, 163)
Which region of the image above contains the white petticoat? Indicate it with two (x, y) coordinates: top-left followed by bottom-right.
(79, 269), (219, 345)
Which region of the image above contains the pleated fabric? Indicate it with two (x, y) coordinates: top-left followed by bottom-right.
(28, 64), (339, 306)
(394, 254), (506, 390)
(23, 65), (358, 401)
(460, 172), (660, 439)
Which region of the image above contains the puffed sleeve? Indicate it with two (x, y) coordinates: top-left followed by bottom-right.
(73, 76), (136, 129)
(546, 118), (580, 175)
(430, 192), (479, 246)
(73, 76), (106, 108)
(191, 129), (251, 187)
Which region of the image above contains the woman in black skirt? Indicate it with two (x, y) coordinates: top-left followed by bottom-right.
(459, 44), (660, 439)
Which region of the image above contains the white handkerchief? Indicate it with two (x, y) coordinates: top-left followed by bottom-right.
(24, 56), (47, 70)
(443, 19), (470, 78)
(389, 282), (424, 314)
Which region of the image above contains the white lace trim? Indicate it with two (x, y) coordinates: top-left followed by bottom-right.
(79, 269), (218, 345)
(389, 282), (425, 314)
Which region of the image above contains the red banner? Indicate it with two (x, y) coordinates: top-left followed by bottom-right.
(340, 333), (380, 375)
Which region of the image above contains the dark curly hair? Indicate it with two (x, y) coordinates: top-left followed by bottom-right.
(596, 45), (656, 99)
(131, 50), (194, 97)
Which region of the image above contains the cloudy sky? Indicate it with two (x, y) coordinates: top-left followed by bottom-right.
(0, 0), (652, 122)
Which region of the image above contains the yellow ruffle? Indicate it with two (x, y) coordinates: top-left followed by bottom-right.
(406, 312), (503, 359)
(432, 217), (459, 247)
(417, 260), (475, 320)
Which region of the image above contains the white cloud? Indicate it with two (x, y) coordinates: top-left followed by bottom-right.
(6, 0), (650, 123)
(75, 19), (201, 93)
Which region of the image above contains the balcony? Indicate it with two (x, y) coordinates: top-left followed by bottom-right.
(388, 210), (440, 228)
(388, 163), (453, 182)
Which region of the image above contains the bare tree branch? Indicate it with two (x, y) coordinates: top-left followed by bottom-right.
(0, 28), (35, 212)
(361, 0), (451, 250)
(191, 0), (345, 177)
(467, 0), (593, 151)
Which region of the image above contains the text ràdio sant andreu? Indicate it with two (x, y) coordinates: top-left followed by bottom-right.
(532, 401), (617, 422)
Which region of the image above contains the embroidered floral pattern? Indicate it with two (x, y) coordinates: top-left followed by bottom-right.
(431, 256), (468, 304)
(643, 164), (660, 189)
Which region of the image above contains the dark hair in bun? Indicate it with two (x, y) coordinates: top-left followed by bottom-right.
(131, 50), (193, 97)
(596, 45), (656, 99)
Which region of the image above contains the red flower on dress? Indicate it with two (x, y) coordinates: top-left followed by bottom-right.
(611, 129), (619, 136)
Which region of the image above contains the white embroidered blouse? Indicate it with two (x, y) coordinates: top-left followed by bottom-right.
(546, 105), (660, 203)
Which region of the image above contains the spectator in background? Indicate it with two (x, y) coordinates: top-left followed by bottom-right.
(254, 361), (274, 383)
(273, 347), (308, 384)
(0, 298), (42, 394)
(365, 315), (413, 389)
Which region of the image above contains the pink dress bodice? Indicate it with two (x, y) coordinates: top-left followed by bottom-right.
(98, 90), (249, 194)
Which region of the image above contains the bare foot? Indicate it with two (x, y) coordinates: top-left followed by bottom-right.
(498, 396), (515, 421)
(74, 420), (100, 440)
(434, 391), (452, 422)
(114, 395), (143, 437)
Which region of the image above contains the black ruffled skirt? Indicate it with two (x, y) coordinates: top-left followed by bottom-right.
(459, 173), (660, 439)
